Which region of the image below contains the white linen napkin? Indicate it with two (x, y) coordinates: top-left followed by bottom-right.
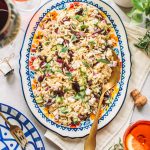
(44, 23), (150, 150)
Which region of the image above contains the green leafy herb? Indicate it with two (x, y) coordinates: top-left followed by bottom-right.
(80, 24), (89, 31)
(73, 118), (79, 124)
(131, 0), (144, 11)
(88, 41), (96, 45)
(88, 41), (96, 47)
(56, 69), (62, 73)
(97, 59), (110, 64)
(61, 47), (69, 53)
(83, 61), (90, 68)
(66, 72), (72, 77)
(135, 30), (150, 55)
(71, 35), (78, 42)
(128, 0), (150, 28)
(109, 138), (124, 150)
(46, 64), (55, 74)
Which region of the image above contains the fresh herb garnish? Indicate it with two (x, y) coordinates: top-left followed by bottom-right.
(71, 35), (78, 42)
(61, 47), (69, 53)
(128, 0), (150, 28)
(109, 138), (124, 150)
(56, 69), (62, 73)
(83, 61), (90, 68)
(97, 59), (110, 64)
(134, 30), (150, 55)
(66, 72), (72, 77)
(46, 64), (55, 74)
(88, 41), (96, 47)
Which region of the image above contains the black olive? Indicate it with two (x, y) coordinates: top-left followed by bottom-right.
(87, 80), (92, 86)
(78, 114), (89, 121)
(75, 8), (83, 15)
(72, 81), (80, 93)
(38, 43), (43, 51)
(38, 55), (47, 61)
(38, 75), (44, 82)
(45, 99), (54, 107)
(55, 28), (59, 33)
(62, 16), (70, 22)
(53, 90), (64, 97)
(68, 50), (74, 62)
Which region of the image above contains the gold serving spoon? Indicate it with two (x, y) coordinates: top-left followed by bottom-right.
(84, 51), (121, 150)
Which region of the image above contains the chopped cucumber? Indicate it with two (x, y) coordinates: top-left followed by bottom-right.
(74, 93), (81, 100)
(44, 41), (50, 46)
(57, 44), (63, 51)
(60, 107), (68, 114)
(51, 45), (57, 51)
(56, 69), (62, 73)
(88, 41), (96, 45)
(35, 96), (43, 104)
(56, 96), (63, 103)
(46, 56), (52, 62)
(75, 15), (84, 22)
(73, 118), (78, 124)
(80, 86), (85, 91)
(80, 91), (85, 98)
(80, 24), (88, 31)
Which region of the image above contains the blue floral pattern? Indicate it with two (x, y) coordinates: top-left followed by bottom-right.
(0, 103), (45, 150)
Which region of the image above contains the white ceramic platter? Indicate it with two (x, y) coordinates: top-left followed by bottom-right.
(19, 0), (131, 138)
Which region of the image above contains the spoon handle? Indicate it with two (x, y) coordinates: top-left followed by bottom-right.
(0, 112), (12, 127)
(84, 91), (105, 150)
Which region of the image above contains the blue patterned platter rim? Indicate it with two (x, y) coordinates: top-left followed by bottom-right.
(19, 0), (131, 138)
(0, 103), (45, 150)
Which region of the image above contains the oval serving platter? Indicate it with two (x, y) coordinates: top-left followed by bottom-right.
(0, 103), (45, 149)
(19, 0), (131, 138)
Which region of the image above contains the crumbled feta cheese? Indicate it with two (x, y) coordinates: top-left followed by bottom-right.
(109, 61), (118, 67)
(106, 49), (112, 57)
(53, 110), (58, 116)
(55, 115), (59, 120)
(93, 9), (98, 15)
(101, 39), (105, 44)
(69, 42), (74, 48)
(57, 38), (64, 44)
(88, 26), (94, 33)
(93, 18), (98, 25)
(86, 88), (91, 95)
(68, 96), (75, 103)
(107, 40), (113, 45)
(89, 97), (96, 105)
(74, 105), (80, 112)
(64, 21), (70, 26)
(72, 61), (82, 69)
